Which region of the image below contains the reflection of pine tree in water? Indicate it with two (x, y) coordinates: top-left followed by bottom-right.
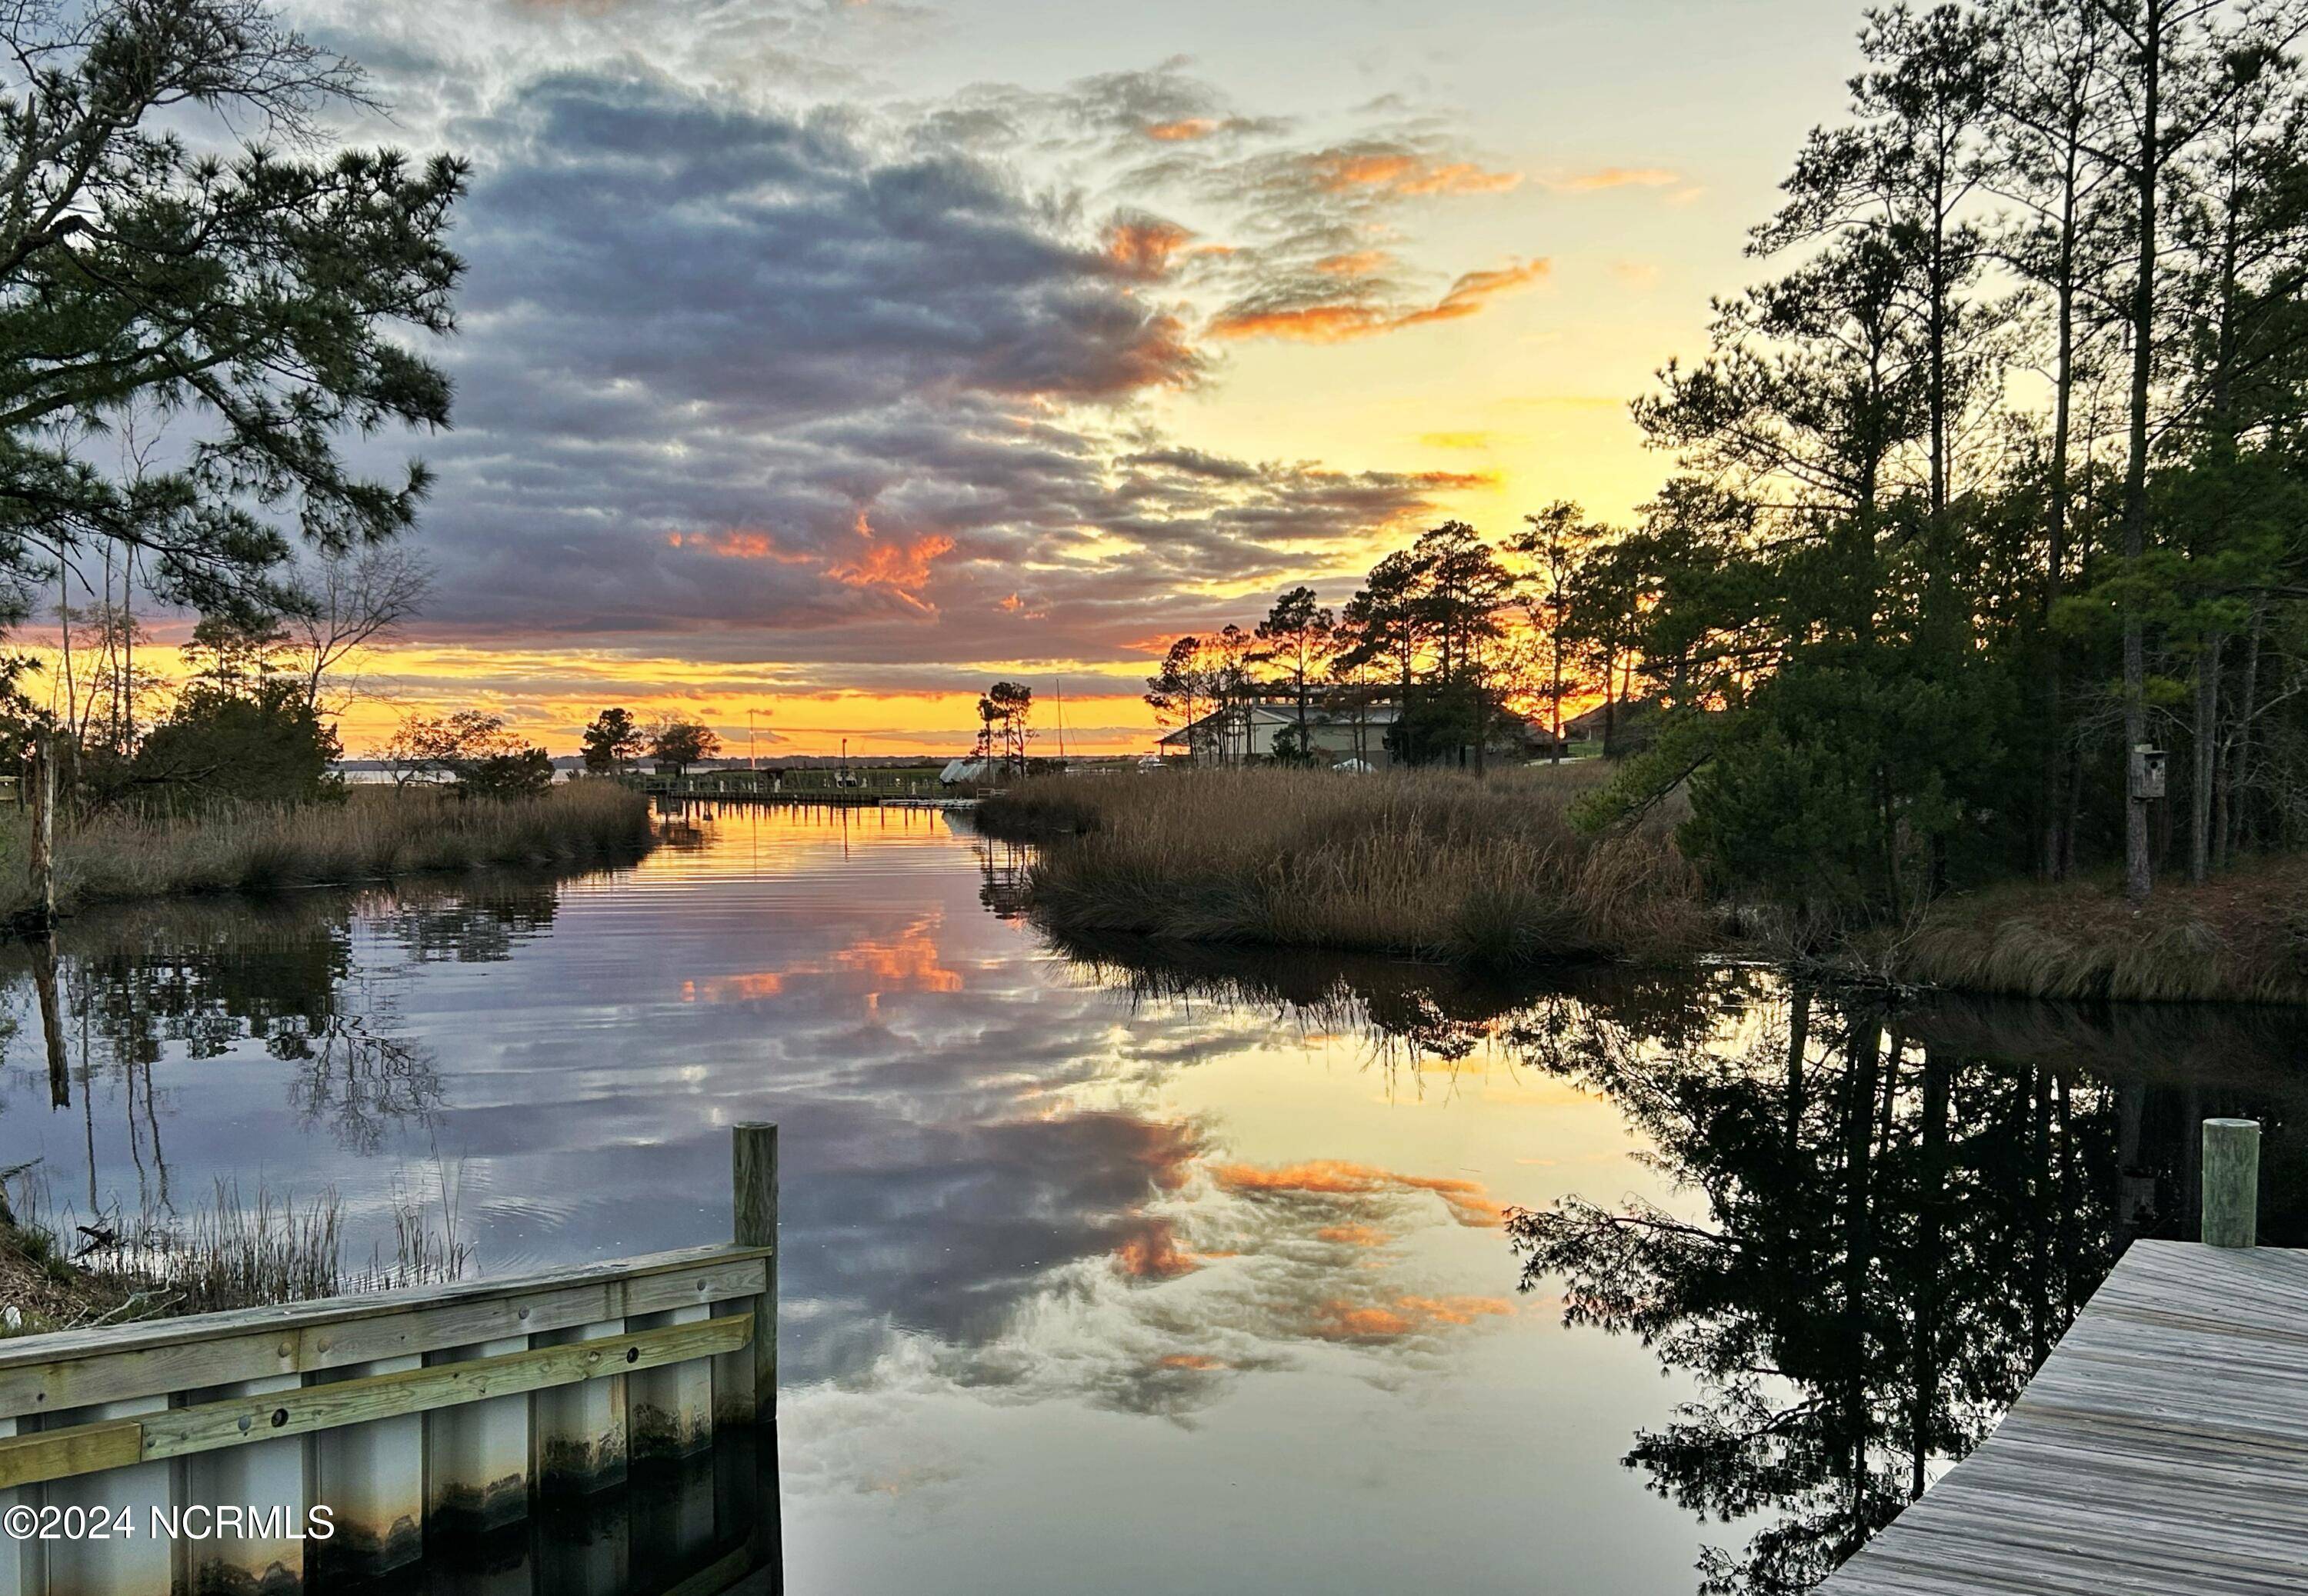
(1505, 979), (2308, 1596)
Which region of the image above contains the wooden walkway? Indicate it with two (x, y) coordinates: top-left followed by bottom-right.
(1825, 1238), (2308, 1594)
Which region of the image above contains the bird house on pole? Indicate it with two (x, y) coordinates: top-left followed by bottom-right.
(2129, 744), (2166, 801)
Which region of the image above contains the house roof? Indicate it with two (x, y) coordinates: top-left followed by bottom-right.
(1155, 700), (1405, 745)
(1563, 696), (1664, 736)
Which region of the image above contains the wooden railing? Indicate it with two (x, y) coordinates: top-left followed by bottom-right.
(0, 1124), (780, 1596)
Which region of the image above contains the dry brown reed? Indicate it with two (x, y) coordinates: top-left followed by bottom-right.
(1889, 858), (2308, 1004)
(977, 765), (1710, 971)
(0, 780), (653, 926)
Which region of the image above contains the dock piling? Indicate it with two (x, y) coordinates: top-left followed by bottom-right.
(732, 1122), (779, 1419)
(2201, 1117), (2261, 1249)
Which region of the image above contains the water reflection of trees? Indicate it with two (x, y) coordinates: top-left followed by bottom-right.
(971, 832), (1033, 918)
(1046, 930), (1545, 1067)
(1508, 979), (2308, 1596)
(0, 879), (569, 1201)
(1046, 935), (2308, 1594)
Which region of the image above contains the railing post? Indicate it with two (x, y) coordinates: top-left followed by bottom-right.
(2203, 1118), (2260, 1249)
(732, 1123), (778, 1419)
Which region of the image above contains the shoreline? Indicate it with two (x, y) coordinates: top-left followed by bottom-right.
(980, 769), (2308, 1006)
(976, 765), (1712, 974)
(0, 781), (656, 934)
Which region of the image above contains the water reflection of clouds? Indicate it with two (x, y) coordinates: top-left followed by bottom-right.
(677, 911), (966, 1008)
(0, 810), (1551, 1487)
(799, 1141), (1526, 1438)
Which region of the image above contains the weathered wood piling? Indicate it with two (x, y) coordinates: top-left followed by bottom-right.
(2200, 1115), (2260, 1248)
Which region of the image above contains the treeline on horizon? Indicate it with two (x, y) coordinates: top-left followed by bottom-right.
(1162, 0), (2308, 930)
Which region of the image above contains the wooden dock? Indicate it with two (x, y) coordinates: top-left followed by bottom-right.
(1823, 1236), (2308, 1595)
(635, 769), (940, 804)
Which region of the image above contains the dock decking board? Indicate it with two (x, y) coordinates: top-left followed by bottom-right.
(1823, 1239), (2308, 1595)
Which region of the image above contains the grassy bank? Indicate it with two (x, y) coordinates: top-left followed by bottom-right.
(977, 765), (1710, 971)
(1886, 858), (2308, 1004)
(0, 780), (655, 925)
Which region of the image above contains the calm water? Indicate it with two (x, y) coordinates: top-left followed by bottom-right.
(3, 803), (2305, 1595)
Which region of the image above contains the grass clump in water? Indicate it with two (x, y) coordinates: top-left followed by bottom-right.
(978, 765), (1709, 971)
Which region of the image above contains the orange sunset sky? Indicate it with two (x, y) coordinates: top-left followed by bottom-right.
(38, 0), (1873, 758)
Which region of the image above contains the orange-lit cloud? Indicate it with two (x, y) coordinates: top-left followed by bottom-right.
(825, 510), (953, 610)
(1209, 1159), (1507, 1228)
(1310, 152), (1522, 197)
(1209, 258), (1548, 344)
(1157, 1353), (1225, 1370)
(1313, 250), (1393, 278)
(1419, 431), (1498, 450)
(1315, 1223), (1392, 1247)
(1308, 1294), (1514, 1341)
(1105, 217), (1195, 278)
(1394, 258), (1552, 328)
(1145, 118), (1219, 142)
(1544, 166), (1680, 193)
(664, 528), (813, 563)
(1206, 303), (1393, 342)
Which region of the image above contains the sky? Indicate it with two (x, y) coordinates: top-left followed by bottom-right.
(70, 0), (1879, 758)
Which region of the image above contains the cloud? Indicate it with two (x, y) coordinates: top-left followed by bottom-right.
(909, 63), (1537, 368)
(364, 68), (1493, 673)
(1209, 256), (1548, 342)
(1103, 215), (1196, 279)
(258, 39), (1543, 715)
(1543, 165), (1680, 192)
(1395, 257), (1552, 327)
(824, 511), (955, 613)
(1306, 149), (1522, 197)
(1307, 1294), (1515, 1341)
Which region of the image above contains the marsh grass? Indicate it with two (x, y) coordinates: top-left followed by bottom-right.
(0, 780), (653, 925)
(3, 1159), (472, 1334)
(978, 765), (1709, 971)
(1889, 858), (2308, 1004)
